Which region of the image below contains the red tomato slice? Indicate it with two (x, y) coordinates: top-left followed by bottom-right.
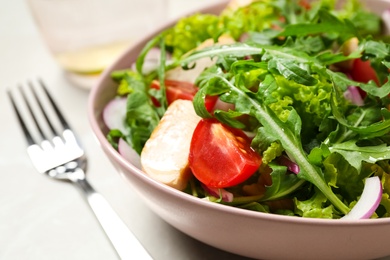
(350, 58), (380, 86)
(150, 80), (218, 111)
(299, 0), (311, 10)
(189, 119), (262, 188)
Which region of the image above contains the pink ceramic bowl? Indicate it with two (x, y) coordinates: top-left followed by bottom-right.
(88, 1), (390, 259)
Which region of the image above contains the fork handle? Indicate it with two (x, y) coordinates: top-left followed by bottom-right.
(70, 169), (152, 260)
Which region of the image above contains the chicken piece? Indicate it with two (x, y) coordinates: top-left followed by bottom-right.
(166, 35), (235, 83)
(140, 100), (201, 190)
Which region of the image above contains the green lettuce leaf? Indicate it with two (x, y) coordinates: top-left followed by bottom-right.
(164, 14), (221, 59)
(322, 152), (366, 202)
(295, 190), (335, 218)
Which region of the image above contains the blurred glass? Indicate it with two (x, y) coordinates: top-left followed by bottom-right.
(27, 0), (168, 89)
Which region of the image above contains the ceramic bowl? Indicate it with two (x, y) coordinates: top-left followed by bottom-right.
(88, 1), (390, 259)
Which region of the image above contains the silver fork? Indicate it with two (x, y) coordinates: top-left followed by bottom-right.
(7, 79), (152, 260)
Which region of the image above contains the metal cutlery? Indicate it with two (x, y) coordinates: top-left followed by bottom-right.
(7, 79), (152, 260)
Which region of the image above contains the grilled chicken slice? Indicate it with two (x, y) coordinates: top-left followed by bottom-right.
(140, 100), (201, 190)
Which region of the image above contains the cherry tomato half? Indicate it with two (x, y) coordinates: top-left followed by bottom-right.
(189, 119), (262, 188)
(299, 0), (311, 10)
(350, 58), (380, 86)
(150, 80), (218, 111)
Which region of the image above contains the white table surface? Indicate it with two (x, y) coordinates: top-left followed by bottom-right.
(0, 0), (251, 259)
(1, 1), (389, 260)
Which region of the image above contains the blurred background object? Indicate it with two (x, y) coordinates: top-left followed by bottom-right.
(26, 0), (227, 89)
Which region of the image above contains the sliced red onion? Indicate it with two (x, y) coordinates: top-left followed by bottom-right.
(118, 138), (142, 169)
(382, 9), (390, 35)
(344, 86), (364, 106)
(343, 73), (364, 106)
(102, 97), (127, 133)
(341, 176), (382, 220)
(202, 184), (234, 202)
(278, 155), (300, 174)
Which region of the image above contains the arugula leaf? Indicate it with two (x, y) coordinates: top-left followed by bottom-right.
(157, 37), (168, 112)
(329, 71), (390, 98)
(136, 34), (163, 75)
(278, 9), (358, 41)
(331, 89), (390, 139)
(359, 40), (390, 85)
(316, 50), (360, 66)
(257, 73), (279, 105)
(125, 90), (161, 154)
(214, 110), (247, 129)
(268, 59), (317, 86)
(360, 40), (390, 60)
(329, 141), (390, 172)
(111, 70), (145, 96)
(106, 129), (123, 150)
(111, 70), (161, 154)
(262, 163), (305, 201)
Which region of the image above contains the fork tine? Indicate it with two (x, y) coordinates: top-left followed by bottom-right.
(7, 89), (36, 146)
(9, 79), (72, 146)
(19, 83), (51, 141)
(37, 79), (71, 130)
(28, 80), (59, 137)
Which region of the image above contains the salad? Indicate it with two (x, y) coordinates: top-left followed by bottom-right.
(104, 0), (390, 219)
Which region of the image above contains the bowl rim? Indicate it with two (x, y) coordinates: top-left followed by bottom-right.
(88, 0), (390, 226)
